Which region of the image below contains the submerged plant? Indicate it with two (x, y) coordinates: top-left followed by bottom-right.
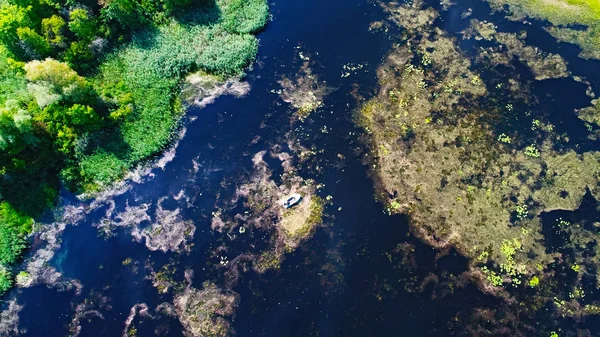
(524, 144), (540, 158)
(515, 204), (529, 220)
(529, 276), (539, 287)
(498, 133), (512, 143)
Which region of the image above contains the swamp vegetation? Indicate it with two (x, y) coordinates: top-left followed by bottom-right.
(358, 0), (600, 333)
(1, 0), (600, 335)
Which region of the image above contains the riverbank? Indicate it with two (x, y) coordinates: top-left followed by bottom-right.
(0, 0), (268, 295)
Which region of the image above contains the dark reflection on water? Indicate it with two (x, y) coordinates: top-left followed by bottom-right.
(7, 0), (600, 336)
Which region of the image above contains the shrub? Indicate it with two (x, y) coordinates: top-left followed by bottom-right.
(219, 0), (269, 34)
(0, 201), (32, 265)
(0, 265), (12, 294)
(78, 150), (128, 187)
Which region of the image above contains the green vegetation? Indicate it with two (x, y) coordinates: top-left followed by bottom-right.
(0, 202), (32, 265)
(0, 265), (12, 293)
(485, 0), (600, 59)
(0, 0), (268, 294)
(529, 276), (540, 287)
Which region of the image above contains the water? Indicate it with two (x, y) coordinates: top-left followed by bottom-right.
(5, 0), (600, 336)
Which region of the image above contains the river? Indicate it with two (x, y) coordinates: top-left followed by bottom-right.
(5, 0), (600, 336)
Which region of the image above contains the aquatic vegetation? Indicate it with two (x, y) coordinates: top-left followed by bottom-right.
(484, 0), (600, 59)
(515, 205), (529, 220)
(494, 33), (569, 80)
(235, 150), (323, 247)
(131, 199), (195, 253)
(173, 282), (238, 337)
(497, 133), (511, 143)
(529, 275), (540, 287)
(462, 20), (569, 80)
(0, 299), (22, 336)
(209, 144), (327, 277)
(67, 292), (111, 336)
(182, 71), (251, 108)
(577, 99), (600, 129)
(359, 0), (600, 328)
(148, 262), (179, 294)
(281, 196), (325, 247)
(277, 59), (332, 120)
(462, 19), (496, 41)
(254, 250), (283, 274)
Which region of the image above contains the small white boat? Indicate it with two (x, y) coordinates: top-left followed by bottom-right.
(282, 193), (302, 209)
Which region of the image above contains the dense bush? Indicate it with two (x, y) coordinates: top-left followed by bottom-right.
(219, 0), (269, 34)
(0, 202), (32, 265)
(0, 265), (13, 293)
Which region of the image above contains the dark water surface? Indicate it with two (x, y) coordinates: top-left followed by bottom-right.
(6, 0), (600, 336)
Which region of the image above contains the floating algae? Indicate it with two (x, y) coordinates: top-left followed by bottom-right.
(359, 0), (600, 329)
(462, 21), (569, 80)
(95, 197), (195, 253)
(181, 72), (251, 109)
(277, 57), (333, 120)
(131, 198), (196, 253)
(0, 299), (22, 337)
(174, 282), (238, 337)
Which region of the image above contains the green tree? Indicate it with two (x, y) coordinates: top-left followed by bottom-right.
(66, 103), (99, 127)
(68, 8), (96, 41)
(35, 103), (100, 154)
(0, 202), (32, 265)
(16, 26), (50, 57)
(24, 58), (100, 154)
(24, 58), (91, 102)
(0, 100), (36, 158)
(0, 4), (32, 57)
(41, 14), (66, 47)
(101, 0), (142, 31)
(63, 40), (94, 71)
(0, 265), (13, 294)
